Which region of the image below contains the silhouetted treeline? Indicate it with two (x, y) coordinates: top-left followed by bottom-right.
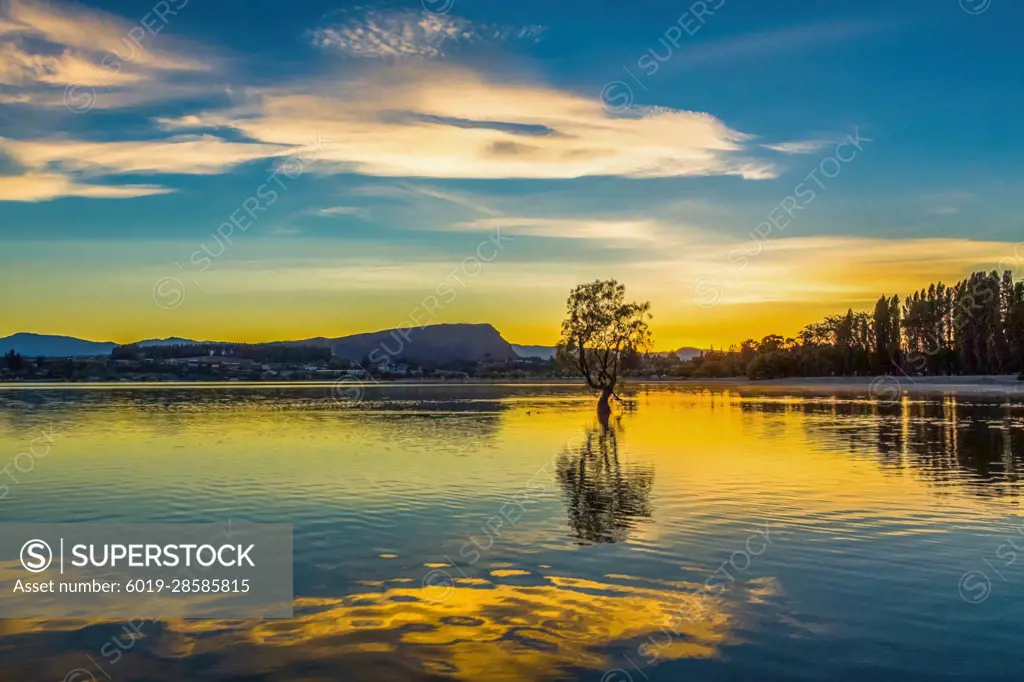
(647, 270), (1024, 379)
(3, 350), (24, 371)
(112, 343), (332, 364)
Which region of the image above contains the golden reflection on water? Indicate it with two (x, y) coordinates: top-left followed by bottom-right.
(0, 572), (759, 681)
(0, 385), (1021, 680)
(2, 384), (1020, 515)
(3, 386), (1019, 515)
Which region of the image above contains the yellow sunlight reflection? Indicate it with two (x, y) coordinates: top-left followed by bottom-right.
(0, 571), (771, 681)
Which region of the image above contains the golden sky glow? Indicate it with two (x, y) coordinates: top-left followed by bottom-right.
(1, 236), (1018, 349)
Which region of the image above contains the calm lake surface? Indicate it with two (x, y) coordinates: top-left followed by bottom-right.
(1, 383), (1023, 681)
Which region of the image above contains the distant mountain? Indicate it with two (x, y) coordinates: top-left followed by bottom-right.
(0, 333), (116, 357)
(674, 347), (705, 360)
(513, 344), (557, 360)
(2, 325), (524, 363)
(319, 324), (518, 364)
(276, 337), (330, 349)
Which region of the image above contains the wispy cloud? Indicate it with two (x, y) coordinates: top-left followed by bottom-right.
(0, 0), (215, 109)
(0, 2), (807, 202)
(452, 216), (664, 243)
(160, 64), (778, 181)
(0, 171), (172, 201)
(0, 131), (300, 201)
(315, 205), (370, 219)
(762, 140), (831, 155)
(667, 19), (895, 71)
(266, 225), (303, 236)
(1, 134), (288, 176)
(348, 183), (501, 216)
(311, 10), (544, 59)
(1, 0), (260, 199)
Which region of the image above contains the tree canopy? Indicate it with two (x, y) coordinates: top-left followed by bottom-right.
(556, 280), (652, 409)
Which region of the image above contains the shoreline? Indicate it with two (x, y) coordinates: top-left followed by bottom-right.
(674, 375), (1024, 396)
(0, 375), (1021, 396)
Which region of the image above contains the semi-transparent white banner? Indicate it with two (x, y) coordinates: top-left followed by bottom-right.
(0, 523), (292, 618)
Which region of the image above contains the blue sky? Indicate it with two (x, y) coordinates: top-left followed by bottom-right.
(1, 0), (1021, 346)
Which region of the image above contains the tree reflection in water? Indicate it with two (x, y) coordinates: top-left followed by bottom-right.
(556, 418), (654, 544)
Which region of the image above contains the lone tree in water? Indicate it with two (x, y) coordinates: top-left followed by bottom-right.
(557, 280), (652, 416)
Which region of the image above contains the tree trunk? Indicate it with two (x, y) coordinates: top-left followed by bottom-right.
(597, 386), (613, 423)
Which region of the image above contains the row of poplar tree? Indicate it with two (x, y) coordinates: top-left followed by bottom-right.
(720, 270), (1024, 378)
(870, 270), (1024, 375)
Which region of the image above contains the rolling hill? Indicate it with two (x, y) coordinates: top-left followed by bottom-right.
(512, 345), (557, 360)
(2, 327), (567, 363)
(317, 323), (518, 364)
(0, 333), (117, 357)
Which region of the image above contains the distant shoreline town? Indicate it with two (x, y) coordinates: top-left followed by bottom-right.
(0, 326), (704, 384)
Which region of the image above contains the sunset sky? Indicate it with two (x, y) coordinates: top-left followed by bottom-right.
(1, 0), (1022, 349)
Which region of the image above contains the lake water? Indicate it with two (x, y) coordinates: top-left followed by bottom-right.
(0, 383), (1022, 681)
